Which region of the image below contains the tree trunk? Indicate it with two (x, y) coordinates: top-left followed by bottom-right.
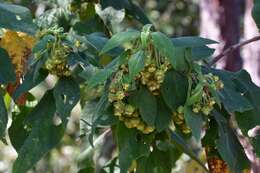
(200, 0), (243, 71)
(219, 0), (243, 71)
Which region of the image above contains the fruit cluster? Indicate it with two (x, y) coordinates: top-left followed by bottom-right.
(108, 66), (155, 134)
(45, 44), (71, 77)
(208, 157), (228, 173)
(192, 97), (216, 116)
(192, 74), (224, 116)
(137, 58), (170, 95)
(172, 106), (191, 134)
(113, 101), (154, 134)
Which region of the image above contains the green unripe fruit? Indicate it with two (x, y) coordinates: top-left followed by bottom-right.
(172, 116), (183, 125)
(115, 91), (125, 100)
(177, 113), (184, 120)
(130, 118), (140, 127)
(137, 123), (145, 131)
(108, 93), (116, 102)
(209, 99), (216, 107)
(122, 83), (130, 91)
(181, 125), (191, 134)
(177, 106), (184, 114)
(114, 111), (122, 117)
(125, 121), (134, 128)
(192, 107), (200, 113)
(147, 66), (156, 73)
(114, 101), (125, 109)
(202, 106), (211, 115)
(143, 126), (155, 134)
(216, 81), (224, 89)
(213, 75), (219, 82)
(124, 104), (135, 115)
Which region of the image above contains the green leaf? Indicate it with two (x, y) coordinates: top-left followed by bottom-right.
(201, 119), (218, 147)
(13, 69), (48, 100)
(53, 77), (80, 122)
(88, 93), (110, 146)
(100, 0), (151, 25)
(134, 87), (157, 126)
(12, 90), (65, 173)
(128, 50), (145, 79)
(252, 0), (260, 30)
(232, 70), (260, 156)
(141, 24), (153, 48)
(171, 131), (209, 172)
(116, 123), (150, 173)
(87, 68), (112, 88)
(119, 140), (150, 173)
(171, 37), (218, 47)
(183, 107), (203, 141)
(32, 35), (55, 54)
(213, 111), (250, 172)
(0, 3), (37, 34)
(207, 68), (253, 112)
(192, 46), (215, 61)
(151, 32), (174, 56)
(186, 83), (204, 106)
(78, 167), (95, 173)
(152, 32), (188, 71)
(218, 88), (253, 113)
(73, 15), (106, 35)
(83, 33), (123, 56)
(136, 156), (154, 173)
(116, 122), (136, 149)
(0, 94), (8, 139)
(161, 70), (189, 112)
(136, 147), (178, 173)
(0, 48), (16, 84)
(87, 52), (128, 88)
(155, 97), (172, 132)
(31, 52), (49, 82)
(175, 47), (190, 71)
(100, 30), (140, 54)
(125, 1), (152, 25)
(9, 106), (32, 151)
(171, 37), (216, 61)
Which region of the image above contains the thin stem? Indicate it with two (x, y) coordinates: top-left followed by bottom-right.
(209, 36), (260, 66)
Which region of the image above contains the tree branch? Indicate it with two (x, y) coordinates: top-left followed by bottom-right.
(209, 35), (260, 66)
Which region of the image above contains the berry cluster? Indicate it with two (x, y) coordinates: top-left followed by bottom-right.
(172, 106), (191, 134)
(192, 74), (224, 116)
(45, 44), (71, 77)
(192, 97), (216, 116)
(113, 101), (154, 134)
(108, 64), (156, 134)
(137, 59), (170, 95)
(208, 157), (228, 173)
